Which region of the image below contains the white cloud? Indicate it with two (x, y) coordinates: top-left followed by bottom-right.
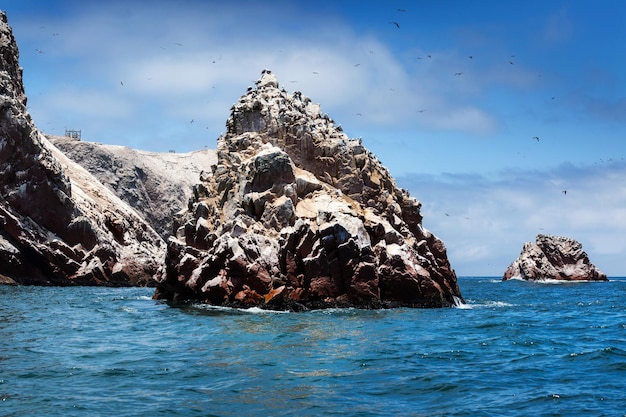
(13, 1), (522, 154)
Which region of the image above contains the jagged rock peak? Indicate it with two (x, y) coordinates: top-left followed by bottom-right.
(0, 11), (26, 106)
(226, 69), (334, 144)
(503, 234), (607, 282)
(155, 69), (463, 310)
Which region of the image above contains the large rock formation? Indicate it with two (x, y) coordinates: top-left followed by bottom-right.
(0, 11), (164, 286)
(47, 135), (217, 240)
(503, 234), (607, 281)
(154, 69), (463, 310)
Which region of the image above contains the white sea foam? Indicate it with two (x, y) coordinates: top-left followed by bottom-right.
(506, 276), (592, 285)
(192, 304), (289, 314)
(452, 296), (473, 309)
(483, 301), (514, 308)
(461, 300), (514, 308)
(532, 278), (592, 285)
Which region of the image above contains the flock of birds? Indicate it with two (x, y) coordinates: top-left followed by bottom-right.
(26, 5), (619, 205)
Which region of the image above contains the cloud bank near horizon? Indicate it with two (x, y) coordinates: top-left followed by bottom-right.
(398, 161), (626, 276)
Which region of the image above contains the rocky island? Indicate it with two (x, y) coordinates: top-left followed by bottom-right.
(154, 69), (463, 310)
(503, 234), (607, 282)
(0, 11), (164, 286)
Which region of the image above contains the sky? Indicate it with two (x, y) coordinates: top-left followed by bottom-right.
(3, 0), (626, 276)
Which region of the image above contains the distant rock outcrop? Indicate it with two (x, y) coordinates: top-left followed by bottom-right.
(48, 136), (217, 240)
(154, 70), (463, 309)
(0, 11), (164, 286)
(503, 234), (607, 281)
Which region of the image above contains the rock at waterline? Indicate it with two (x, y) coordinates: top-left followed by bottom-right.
(502, 234), (607, 281)
(154, 69), (463, 309)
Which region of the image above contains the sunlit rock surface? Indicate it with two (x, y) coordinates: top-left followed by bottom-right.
(154, 69), (463, 309)
(48, 135), (217, 240)
(503, 234), (607, 282)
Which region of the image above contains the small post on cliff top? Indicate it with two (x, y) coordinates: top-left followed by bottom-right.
(65, 129), (81, 140)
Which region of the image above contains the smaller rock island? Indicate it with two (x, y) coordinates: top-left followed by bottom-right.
(503, 234), (607, 282)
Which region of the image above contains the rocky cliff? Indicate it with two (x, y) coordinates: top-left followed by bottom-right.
(0, 12), (164, 286)
(503, 234), (607, 281)
(154, 69), (463, 309)
(47, 136), (217, 240)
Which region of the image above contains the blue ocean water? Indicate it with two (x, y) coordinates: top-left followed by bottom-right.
(1, 277), (625, 417)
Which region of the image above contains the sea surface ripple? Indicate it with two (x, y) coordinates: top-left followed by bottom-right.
(1, 277), (625, 416)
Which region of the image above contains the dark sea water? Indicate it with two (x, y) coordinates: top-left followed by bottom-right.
(1, 277), (625, 417)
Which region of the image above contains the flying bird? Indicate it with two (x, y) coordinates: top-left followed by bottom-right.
(397, 8), (407, 12)
(562, 190), (567, 195)
(533, 136), (539, 141)
(454, 72), (463, 76)
(390, 21), (400, 28)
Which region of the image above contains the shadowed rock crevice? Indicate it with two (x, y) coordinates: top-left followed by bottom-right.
(155, 69), (463, 309)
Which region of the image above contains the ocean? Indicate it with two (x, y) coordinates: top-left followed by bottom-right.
(1, 277), (624, 417)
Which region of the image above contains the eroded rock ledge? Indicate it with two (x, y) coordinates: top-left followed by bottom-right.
(47, 135), (217, 241)
(503, 234), (607, 282)
(154, 70), (463, 310)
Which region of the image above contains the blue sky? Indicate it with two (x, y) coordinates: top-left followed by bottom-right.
(3, 0), (626, 276)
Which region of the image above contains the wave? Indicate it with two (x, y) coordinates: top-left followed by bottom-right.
(189, 303), (290, 315)
(456, 300), (514, 309)
(452, 296), (473, 309)
(452, 296), (513, 309)
(505, 276), (596, 285)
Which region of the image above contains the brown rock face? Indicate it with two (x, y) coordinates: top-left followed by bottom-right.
(502, 234), (607, 282)
(154, 69), (463, 309)
(0, 11), (164, 286)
